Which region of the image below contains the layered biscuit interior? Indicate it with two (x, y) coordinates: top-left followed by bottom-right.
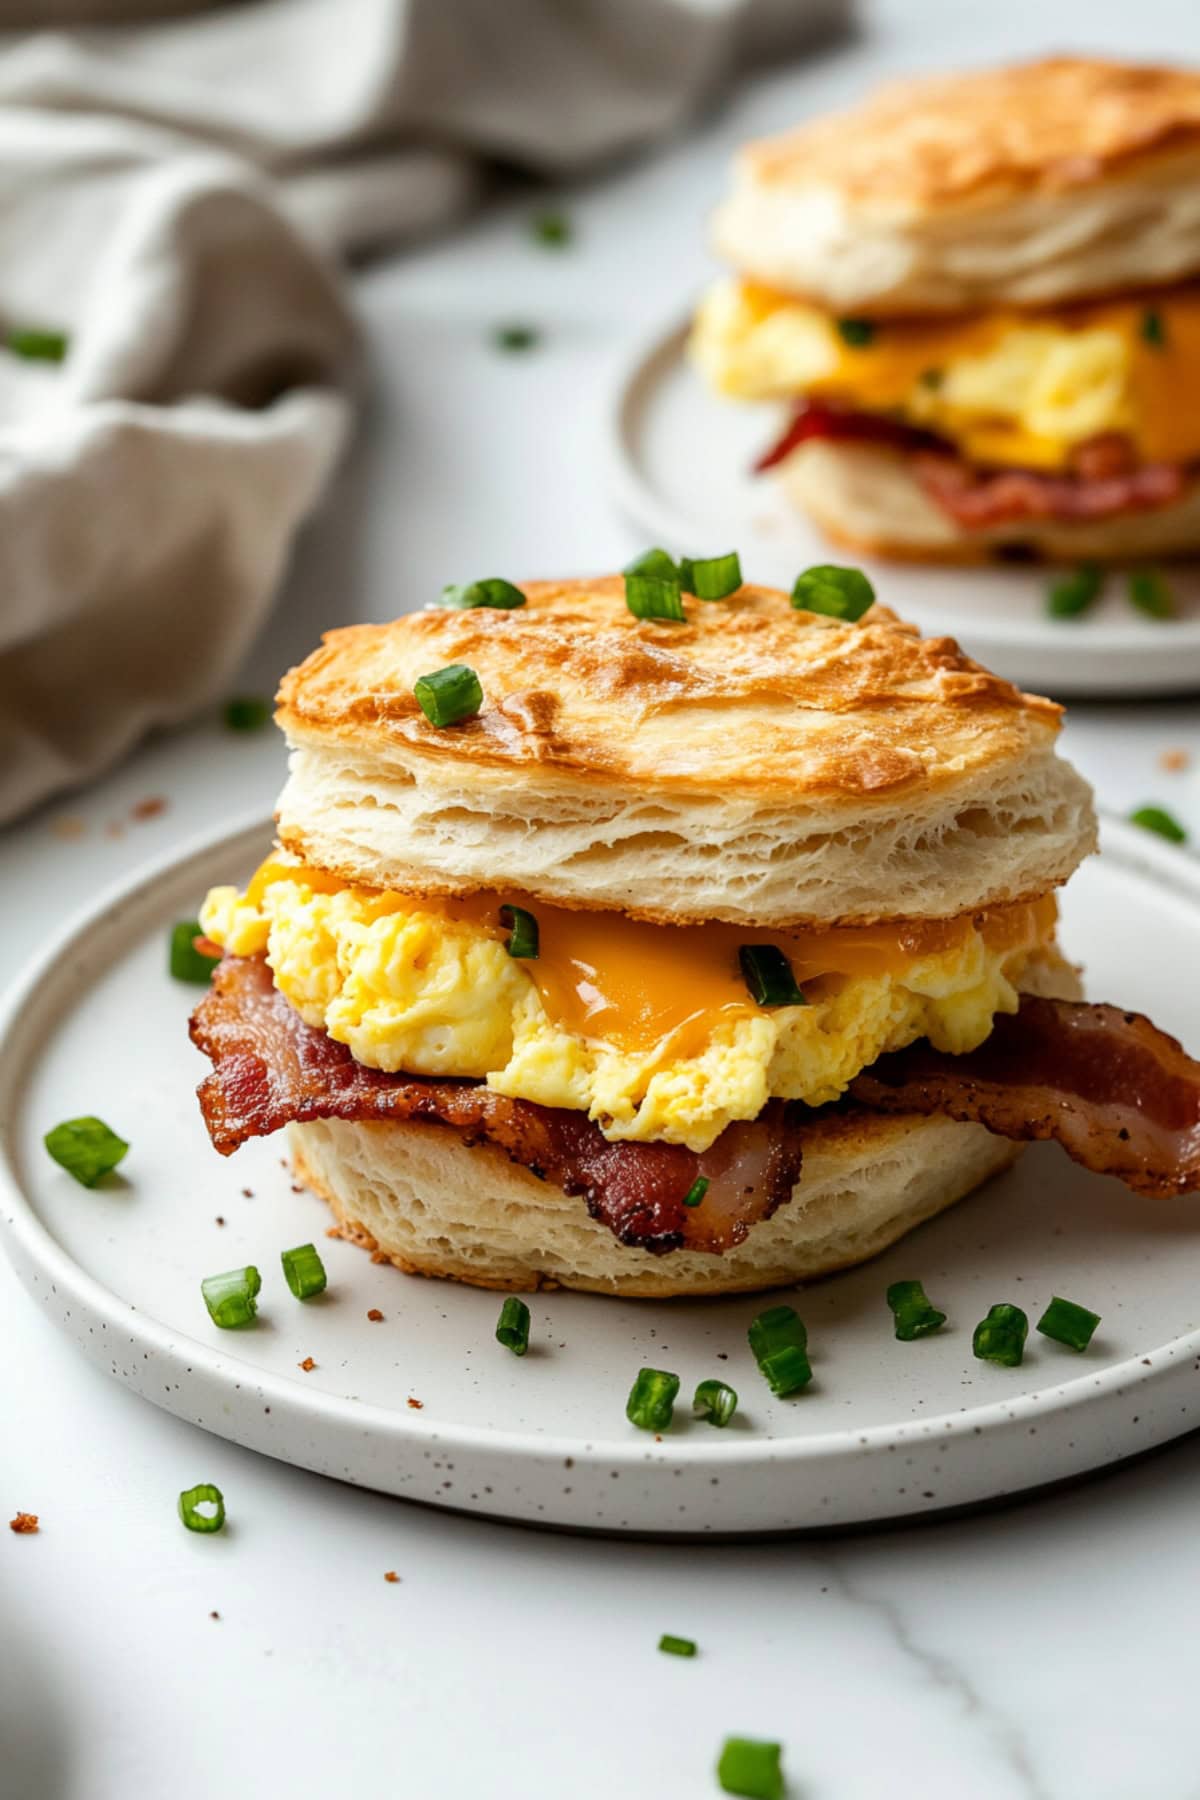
(200, 855), (1069, 1156)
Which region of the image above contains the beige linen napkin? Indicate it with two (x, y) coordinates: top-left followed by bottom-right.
(0, 0), (850, 825)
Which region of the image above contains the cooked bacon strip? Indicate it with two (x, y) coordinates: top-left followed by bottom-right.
(913, 451), (1185, 528)
(190, 956), (805, 1256)
(754, 400), (946, 472)
(852, 996), (1200, 1198)
(755, 403), (1188, 527)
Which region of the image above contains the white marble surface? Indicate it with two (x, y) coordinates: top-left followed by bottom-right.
(2, 2), (1200, 1795)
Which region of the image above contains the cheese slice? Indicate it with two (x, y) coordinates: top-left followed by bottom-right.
(235, 858), (1056, 1060)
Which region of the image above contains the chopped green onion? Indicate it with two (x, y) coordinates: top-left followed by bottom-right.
(1130, 804), (1187, 843)
(43, 1116), (128, 1188)
(758, 1343), (813, 1396)
(531, 210), (570, 248)
(169, 918), (220, 984)
(791, 563), (875, 621)
(280, 1243), (327, 1300)
(500, 903), (539, 959)
(717, 1736), (785, 1799)
(835, 318), (875, 348)
(683, 552), (743, 600)
(624, 571), (685, 622)
(748, 1307), (812, 1395)
(738, 945), (806, 1008)
(748, 1304), (807, 1359)
(682, 1176), (709, 1208)
(1128, 567), (1174, 619)
(625, 1367), (679, 1431)
(693, 1378), (738, 1427)
(201, 1266), (262, 1329)
(658, 1633), (697, 1657)
(624, 547), (679, 580)
(178, 1483), (225, 1534)
(414, 663), (483, 727)
(1037, 1295), (1100, 1352)
(223, 695), (272, 731)
(496, 1296), (531, 1356)
(1046, 564), (1103, 620)
(1141, 309), (1166, 348)
(752, 1317), (816, 1396)
(492, 323), (538, 352)
(972, 1302), (1028, 1368)
(437, 578), (526, 611)
(7, 325), (67, 363)
(886, 1279), (947, 1341)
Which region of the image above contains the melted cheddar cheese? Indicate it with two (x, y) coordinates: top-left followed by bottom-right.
(200, 860), (1060, 1153)
(691, 277), (1200, 472)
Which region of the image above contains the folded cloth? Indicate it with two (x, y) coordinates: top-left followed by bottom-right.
(0, 0), (850, 825)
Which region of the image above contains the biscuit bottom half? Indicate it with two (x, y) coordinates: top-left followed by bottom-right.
(781, 440), (1200, 563)
(289, 1111), (1020, 1299)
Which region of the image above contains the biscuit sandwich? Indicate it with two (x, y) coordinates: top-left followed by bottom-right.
(692, 57), (1200, 562)
(189, 561), (1200, 1297)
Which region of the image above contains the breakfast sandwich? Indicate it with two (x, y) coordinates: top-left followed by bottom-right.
(692, 57), (1200, 562)
(189, 564), (1200, 1297)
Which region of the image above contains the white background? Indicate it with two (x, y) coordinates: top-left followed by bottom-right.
(3, 2), (1200, 1796)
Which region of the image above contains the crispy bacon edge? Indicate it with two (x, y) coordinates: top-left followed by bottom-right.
(188, 955), (806, 1257)
(852, 996), (1200, 1199)
(756, 402), (1189, 529)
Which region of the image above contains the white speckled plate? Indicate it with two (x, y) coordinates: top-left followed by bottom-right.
(606, 317), (1200, 699)
(1, 815), (1199, 1535)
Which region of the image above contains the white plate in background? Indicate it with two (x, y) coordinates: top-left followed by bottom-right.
(1, 815), (1199, 1535)
(607, 318), (1200, 699)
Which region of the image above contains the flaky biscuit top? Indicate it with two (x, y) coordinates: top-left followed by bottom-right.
(273, 578), (1096, 929)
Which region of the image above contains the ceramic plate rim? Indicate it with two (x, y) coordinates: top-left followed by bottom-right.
(1, 810), (1198, 1475)
(605, 311), (1200, 658)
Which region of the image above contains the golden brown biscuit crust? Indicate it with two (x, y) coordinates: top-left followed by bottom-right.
(276, 577), (1060, 806)
(746, 57), (1200, 215)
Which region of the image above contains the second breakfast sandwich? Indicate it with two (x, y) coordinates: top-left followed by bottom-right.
(190, 565), (1199, 1297)
(693, 57), (1200, 562)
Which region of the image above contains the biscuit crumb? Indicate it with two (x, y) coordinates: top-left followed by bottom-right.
(406, 1397), (424, 1410)
(384, 1570), (400, 1583)
(241, 1188), (254, 1199)
(9, 1512), (38, 1534)
(298, 1357), (316, 1372)
(367, 1308), (384, 1322)
(132, 795), (167, 821)
(210, 1610), (220, 1620)
(1160, 747), (1191, 773)
(215, 1216), (225, 1227)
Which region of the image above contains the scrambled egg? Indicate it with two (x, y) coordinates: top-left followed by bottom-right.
(200, 870), (1049, 1154)
(691, 277), (1200, 472)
